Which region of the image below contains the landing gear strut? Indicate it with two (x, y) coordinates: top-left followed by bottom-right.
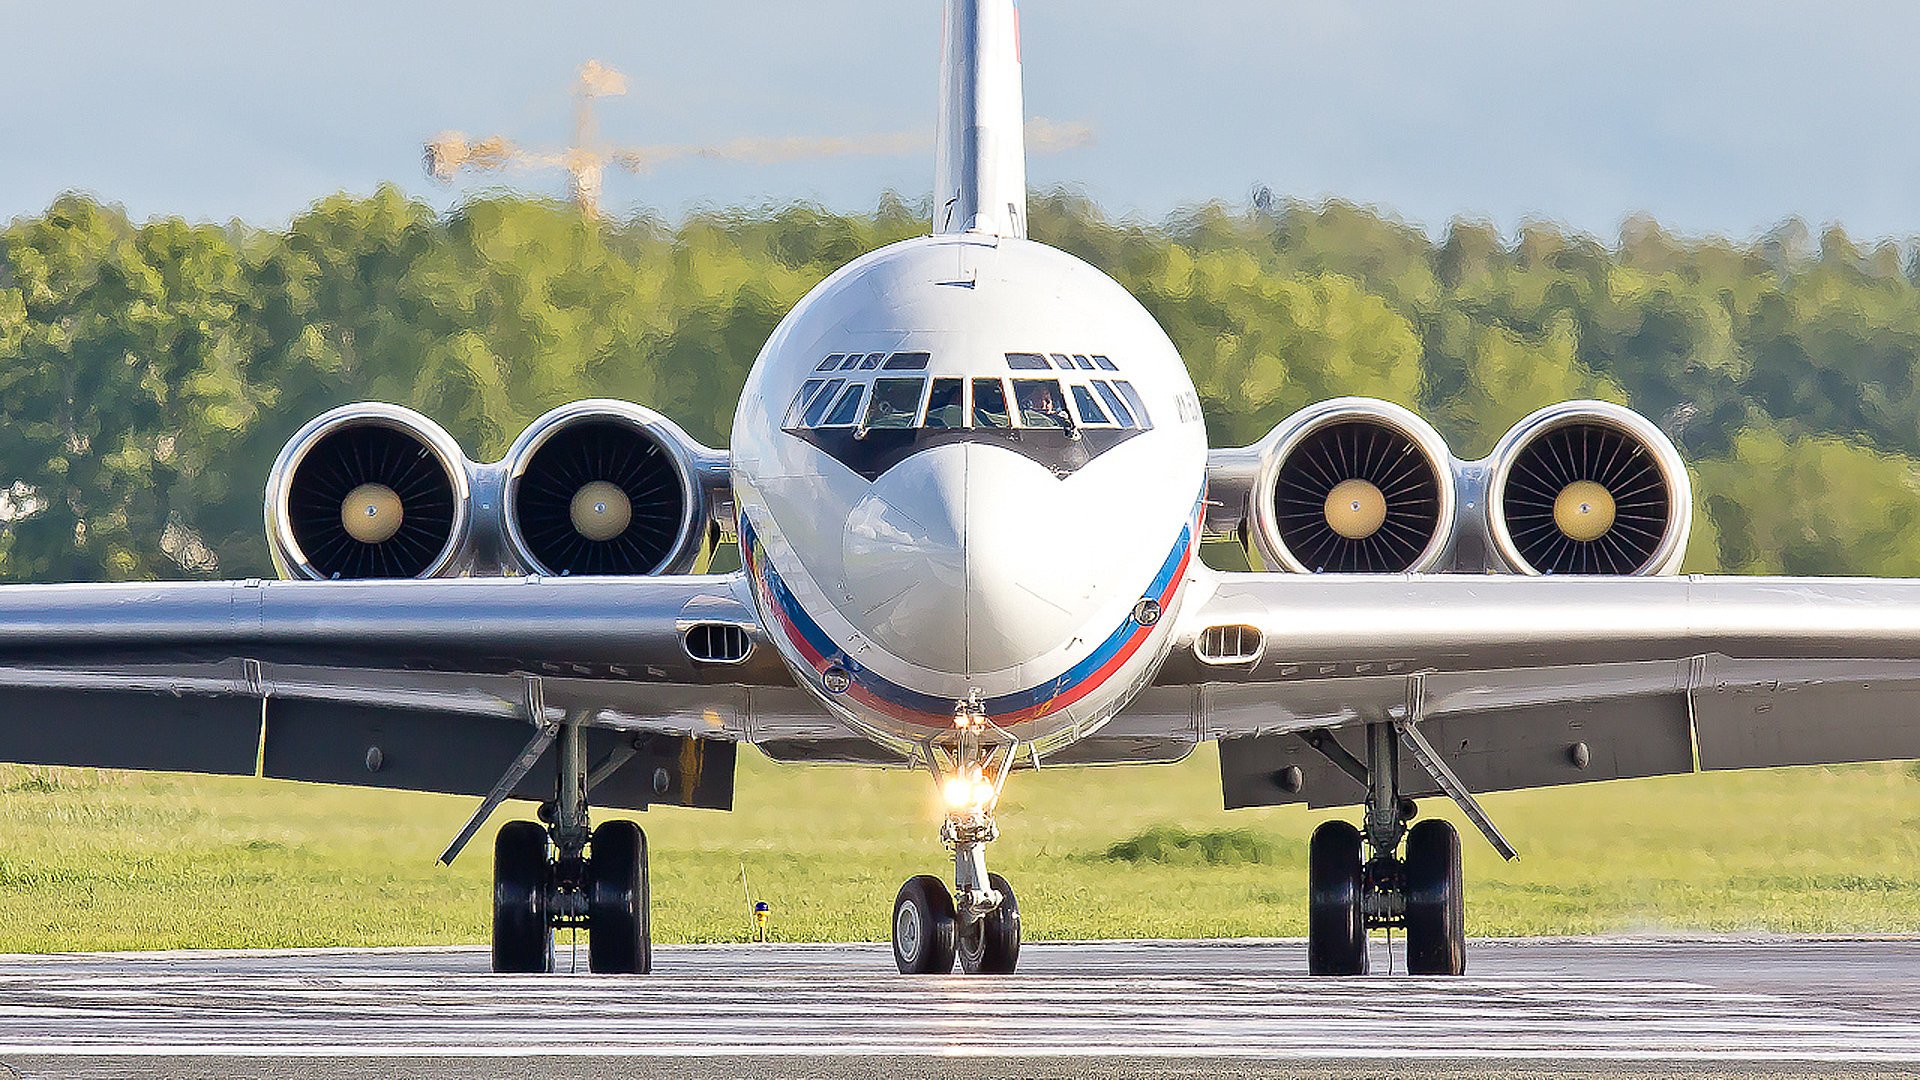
(1307, 722), (1466, 976)
(891, 704), (1023, 975)
(490, 718), (651, 974)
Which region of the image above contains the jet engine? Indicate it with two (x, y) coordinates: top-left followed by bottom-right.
(501, 400), (726, 577)
(1245, 398), (1457, 574)
(266, 403), (472, 580)
(1485, 401), (1692, 576)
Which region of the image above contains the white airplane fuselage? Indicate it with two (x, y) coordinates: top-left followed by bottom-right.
(731, 234), (1208, 754)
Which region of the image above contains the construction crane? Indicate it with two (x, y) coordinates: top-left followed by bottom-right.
(425, 60), (1092, 218)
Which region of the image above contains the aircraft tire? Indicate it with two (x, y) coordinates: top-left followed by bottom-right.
(1404, 818), (1466, 975)
(1307, 820), (1368, 976)
(957, 872), (1021, 975)
(892, 874), (958, 974)
(492, 820), (554, 973)
(587, 819), (652, 975)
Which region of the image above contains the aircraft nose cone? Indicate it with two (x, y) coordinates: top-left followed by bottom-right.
(961, 444), (1102, 674)
(840, 447), (969, 672)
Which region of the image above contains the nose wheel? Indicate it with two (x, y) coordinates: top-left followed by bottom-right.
(893, 720), (1024, 974)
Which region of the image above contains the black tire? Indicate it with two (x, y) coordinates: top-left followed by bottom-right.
(1405, 818), (1466, 976)
(492, 820), (553, 973)
(957, 873), (1021, 975)
(1307, 820), (1368, 976)
(587, 819), (651, 975)
(892, 874), (958, 974)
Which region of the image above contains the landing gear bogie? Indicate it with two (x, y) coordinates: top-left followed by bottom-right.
(1304, 722), (1473, 977)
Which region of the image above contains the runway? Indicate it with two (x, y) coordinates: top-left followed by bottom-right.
(1, 937), (1918, 1078)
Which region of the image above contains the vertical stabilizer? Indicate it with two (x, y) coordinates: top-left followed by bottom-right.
(935, 0), (1027, 239)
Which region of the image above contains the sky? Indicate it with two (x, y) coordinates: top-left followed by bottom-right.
(6, 0), (1920, 243)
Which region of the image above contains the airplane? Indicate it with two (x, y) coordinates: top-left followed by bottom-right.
(5, 0), (1920, 981)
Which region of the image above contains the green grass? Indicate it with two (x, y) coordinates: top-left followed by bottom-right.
(0, 746), (1917, 952)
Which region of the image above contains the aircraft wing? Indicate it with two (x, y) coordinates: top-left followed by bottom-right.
(1149, 573), (1920, 811)
(0, 574), (812, 812)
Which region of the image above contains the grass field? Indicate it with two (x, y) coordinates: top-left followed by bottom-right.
(1, 746), (1917, 952)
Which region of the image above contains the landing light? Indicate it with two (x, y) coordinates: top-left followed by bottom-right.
(942, 770), (998, 812)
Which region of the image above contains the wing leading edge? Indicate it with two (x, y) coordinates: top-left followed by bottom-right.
(1146, 573), (1920, 809)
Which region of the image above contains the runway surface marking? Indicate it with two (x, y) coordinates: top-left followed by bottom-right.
(0, 938), (1915, 1062)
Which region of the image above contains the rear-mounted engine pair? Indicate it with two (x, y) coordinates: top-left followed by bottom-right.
(265, 400), (728, 581)
(1220, 398), (1691, 577)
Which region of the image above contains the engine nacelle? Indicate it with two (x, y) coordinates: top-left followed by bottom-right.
(266, 403), (473, 580)
(501, 400), (728, 577)
(1241, 398), (1457, 574)
(1485, 401), (1692, 576)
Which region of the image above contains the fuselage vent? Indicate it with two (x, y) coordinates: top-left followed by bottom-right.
(685, 623), (754, 664)
(1196, 624), (1264, 666)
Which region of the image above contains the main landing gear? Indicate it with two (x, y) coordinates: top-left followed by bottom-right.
(482, 713), (651, 974)
(1307, 721), (1503, 977)
(891, 707), (1023, 975)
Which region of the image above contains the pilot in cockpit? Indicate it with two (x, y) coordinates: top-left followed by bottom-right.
(1015, 381), (1078, 438)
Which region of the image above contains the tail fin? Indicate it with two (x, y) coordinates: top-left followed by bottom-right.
(934, 0), (1027, 239)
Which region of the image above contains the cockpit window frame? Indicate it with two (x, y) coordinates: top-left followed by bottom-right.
(802, 378), (847, 426)
(1012, 378), (1075, 432)
(972, 377), (1013, 428)
(1071, 384), (1114, 426)
(923, 377), (966, 430)
(820, 383), (867, 428)
(1092, 379), (1136, 428)
(862, 376), (927, 432)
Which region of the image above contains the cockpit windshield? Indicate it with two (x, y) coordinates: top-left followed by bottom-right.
(972, 378), (1012, 428)
(1013, 379), (1073, 432)
(924, 378), (965, 429)
(863, 377), (925, 431)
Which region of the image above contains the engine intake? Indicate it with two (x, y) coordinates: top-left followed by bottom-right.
(503, 400), (717, 577)
(1488, 401), (1691, 576)
(1249, 399), (1456, 574)
(267, 404), (471, 580)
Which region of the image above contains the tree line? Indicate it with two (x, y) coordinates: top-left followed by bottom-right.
(3, 185), (1920, 581)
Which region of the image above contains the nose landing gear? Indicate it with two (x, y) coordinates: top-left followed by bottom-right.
(890, 709), (1024, 975)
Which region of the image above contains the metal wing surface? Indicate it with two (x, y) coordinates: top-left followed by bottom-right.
(1139, 574), (1920, 809)
(0, 574), (829, 811)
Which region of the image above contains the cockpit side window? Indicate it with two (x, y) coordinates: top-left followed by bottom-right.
(821, 384), (866, 427)
(803, 378), (846, 426)
(1006, 352), (1050, 371)
(1093, 355), (1118, 371)
(787, 379), (827, 425)
(924, 378), (965, 429)
(1050, 353), (1074, 370)
(882, 351), (930, 371)
(859, 352), (886, 370)
(1013, 379), (1073, 431)
(1073, 354), (1097, 370)
(817, 354), (845, 371)
(1071, 385), (1112, 426)
(863, 377), (925, 431)
(972, 378), (1012, 428)
(1112, 380), (1151, 427)
(1093, 380), (1135, 428)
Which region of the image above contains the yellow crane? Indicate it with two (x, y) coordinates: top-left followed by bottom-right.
(425, 60), (1092, 217)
